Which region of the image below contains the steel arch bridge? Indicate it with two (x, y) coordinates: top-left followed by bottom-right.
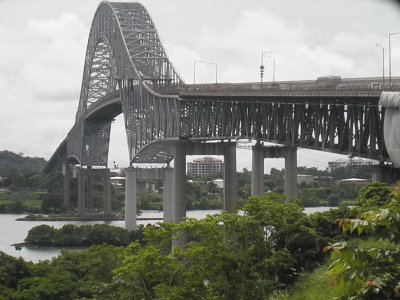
(45, 1), (400, 174)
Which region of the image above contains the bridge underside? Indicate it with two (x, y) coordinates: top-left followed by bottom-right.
(46, 90), (389, 173)
(43, 1), (398, 174)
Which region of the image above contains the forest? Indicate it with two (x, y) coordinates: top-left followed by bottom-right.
(1, 182), (399, 299)
(0, 150), (375, 215)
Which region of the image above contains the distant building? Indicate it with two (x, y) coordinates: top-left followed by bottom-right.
(328, 157), (378, 173)
(328, 158), (349, 171)
(297, 174), (314, 185)
(110, 176), (125, 188)
(212, 179), (224, 189)
(339, 178), (371, 187)
(187, 157), (224, 176)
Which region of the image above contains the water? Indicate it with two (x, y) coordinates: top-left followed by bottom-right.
(0, 207), (330, 262)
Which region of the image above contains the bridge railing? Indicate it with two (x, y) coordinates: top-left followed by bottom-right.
(150, 77), (400, 95)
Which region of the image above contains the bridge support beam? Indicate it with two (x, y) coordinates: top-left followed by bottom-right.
(163, 167), (173, 223)
(284, 146), (298, 201)
(171, 142), (187, 248)
(223, 142), (237, 212)
(251, 142), (264, 196)
(372, 164), (384, 183)
(372, 164), (400, 184)
(172, 142), (187, 223)
(64, 163), (72, 209)
(87, 166), (94, 211)
(103, 168), (112, 215)
(125, 167), (137, 231)
(77, 168), (85, 215)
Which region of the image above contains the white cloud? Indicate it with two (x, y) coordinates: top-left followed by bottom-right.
(0, 11), (87, 158)
(1, 0), (400, 171)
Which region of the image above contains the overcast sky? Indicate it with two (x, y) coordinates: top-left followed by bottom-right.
(1, 0), (400, 172)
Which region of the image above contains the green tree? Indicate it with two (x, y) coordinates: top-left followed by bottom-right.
(327, 193), (340, 206)
(0, 251), (30, 289)
(355, 182), (392, 208)
(326, 185), (400, 299)
(112, 193), (324, 299)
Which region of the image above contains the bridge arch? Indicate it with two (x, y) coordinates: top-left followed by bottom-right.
(45, 1), (397, 175)
(63, 1), (183, 168)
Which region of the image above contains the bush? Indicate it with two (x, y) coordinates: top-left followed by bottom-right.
(354, 182), (392, 208)
(25, 224), (143, 247)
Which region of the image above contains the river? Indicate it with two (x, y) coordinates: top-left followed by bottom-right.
(0, 207), (334, 262)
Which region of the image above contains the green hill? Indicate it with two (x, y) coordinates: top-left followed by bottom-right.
(0, 151), (47, 175)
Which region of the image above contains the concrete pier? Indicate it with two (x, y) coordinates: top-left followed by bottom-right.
(284, 146), (298, 201)
(172, 142), (186, 223)
(86, 166), (93, 210)
(251, 142), (264, 196)
(63, 164), (71, 209)
(77, 168), (85, 215)
(103, 168), (112, 215)
(125, 167), (137, 231)
(76, 167), (112, 215)
(172, 142), (187, 248)
(223, 142), (237, 212)
(163, 167), (173, 223)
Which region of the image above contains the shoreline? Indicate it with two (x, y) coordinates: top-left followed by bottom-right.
(15, 214), (163, 222)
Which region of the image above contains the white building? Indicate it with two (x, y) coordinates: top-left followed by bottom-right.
(297, 174), (314, 185)
(328, 157), (378, 173)
(187, 157), (224, 176)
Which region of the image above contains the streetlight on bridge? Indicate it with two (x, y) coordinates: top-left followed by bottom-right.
(375, 44), (385, 86)
(267, 55), (276, 83)
(260, 51), (273, 83)
(193, 60), (204, 85)
(208, 62), (218, 84)
(389, 31), (400, 86)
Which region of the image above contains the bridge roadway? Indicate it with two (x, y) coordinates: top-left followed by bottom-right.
(52, 76), (400, 172)
(44, 2), (400, 233)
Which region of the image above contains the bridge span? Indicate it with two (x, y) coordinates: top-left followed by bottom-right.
(44, 2), (400, 231)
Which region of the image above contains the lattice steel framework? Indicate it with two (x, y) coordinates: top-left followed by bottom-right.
(179, 98), (386, 159)
(45, 2), (394, 173)
(64, 1), (182, 168)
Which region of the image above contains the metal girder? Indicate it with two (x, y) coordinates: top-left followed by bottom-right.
(179, 99), (388, 160)
(45, 2), (397, 173)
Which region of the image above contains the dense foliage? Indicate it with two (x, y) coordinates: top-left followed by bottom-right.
(1, 192), (344, 299)
(25, 224), (143, 247)
(0, 151), (46, 177)
(325, 184), (400, 299)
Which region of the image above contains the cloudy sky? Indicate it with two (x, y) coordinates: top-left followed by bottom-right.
(1, 0), (400, 172)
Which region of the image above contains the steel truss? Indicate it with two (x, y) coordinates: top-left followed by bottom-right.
(180, 99), (386, 159)
(45, 2), (390, 173)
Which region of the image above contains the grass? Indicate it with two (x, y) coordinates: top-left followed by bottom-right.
(270, 238), (398, 300)
(269, 265), (334, 300)
(0, 191), (44, 213)
(0, 191), (44, 201)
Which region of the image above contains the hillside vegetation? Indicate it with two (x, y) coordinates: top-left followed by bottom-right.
(0, 150), (46, 176)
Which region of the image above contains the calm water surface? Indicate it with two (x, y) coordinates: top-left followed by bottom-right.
(0, 207), (333, 262)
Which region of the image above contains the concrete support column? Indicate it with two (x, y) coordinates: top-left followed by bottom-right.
(172, 142), (186, 223)
(284, 146), (298, 201)
(251, 143), (264, 196)
(125, 167), (137, 231)
(172, 142), (187, 248)
(223, 142), (237, 212)
(77, 168), (85, 215)
(64, 163), (71, 209)
(86, 166), (93, 211)
(372, 164), (384, 183)
(103, 168), (112, 215)
(137, 181), (146, 194)
(163, 167), (174, 223)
